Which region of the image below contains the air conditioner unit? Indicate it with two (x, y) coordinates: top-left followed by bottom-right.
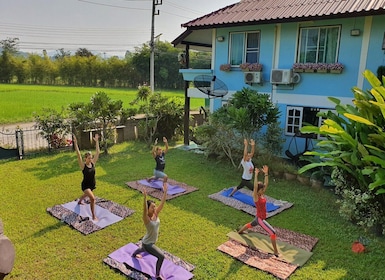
(244, 71), (261, 84)
(270, 69), (293, 84)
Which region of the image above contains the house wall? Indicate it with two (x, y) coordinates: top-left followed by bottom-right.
(180, 14), (385, 157)
(209, 14), (385, 158)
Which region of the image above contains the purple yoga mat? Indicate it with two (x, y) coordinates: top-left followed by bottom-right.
(109, 243), (194, 280)
(138, 179), (186, 195)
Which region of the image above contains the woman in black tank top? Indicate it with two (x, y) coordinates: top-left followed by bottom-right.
(73, 133), (100, 222)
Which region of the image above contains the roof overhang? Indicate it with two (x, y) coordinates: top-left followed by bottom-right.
(172, 29), (213, 52)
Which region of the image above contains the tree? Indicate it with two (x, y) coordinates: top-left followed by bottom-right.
(131, 86), (184, 146)
(69, 91), (123, 154)
(0, 37), (19, 83)
(195, 87), (281, 166)
(75, 48), (94, 57)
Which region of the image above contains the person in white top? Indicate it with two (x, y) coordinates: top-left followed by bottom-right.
(229, 138), (255, 197)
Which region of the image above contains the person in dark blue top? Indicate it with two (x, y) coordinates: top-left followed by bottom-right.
(73, 133), (100, 222)
(147, 137), (169, 183)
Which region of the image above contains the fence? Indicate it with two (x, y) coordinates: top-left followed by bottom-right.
(0, 124), (70, 160)
(0, 111), (205, 160)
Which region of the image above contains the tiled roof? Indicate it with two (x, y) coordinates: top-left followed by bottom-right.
(182, 0), (385, 28)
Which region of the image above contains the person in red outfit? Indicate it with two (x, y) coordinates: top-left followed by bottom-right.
(237, 165), (279, 257)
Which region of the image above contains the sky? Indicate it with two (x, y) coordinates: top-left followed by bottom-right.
(0, 0), (237, 57)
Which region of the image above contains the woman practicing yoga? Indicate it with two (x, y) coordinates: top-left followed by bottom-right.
(229, 138), (255, 197)
(237, 165), (279, 257)
(73, 133), (100, 222)
(132, 183), (168, 280)
(148, 137), (169, 183)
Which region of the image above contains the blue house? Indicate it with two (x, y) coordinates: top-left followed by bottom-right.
(172, 0), (385, 158)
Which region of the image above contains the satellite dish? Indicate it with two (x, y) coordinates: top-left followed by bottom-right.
(193, 75), (228, 98)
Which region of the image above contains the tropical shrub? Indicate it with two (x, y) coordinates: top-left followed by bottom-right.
(195, 87), (281, 167)
(298, 70), (385, 235)
(34, 107), (71, 149)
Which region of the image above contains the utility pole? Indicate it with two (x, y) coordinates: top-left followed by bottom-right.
(150, 0), (162, 93)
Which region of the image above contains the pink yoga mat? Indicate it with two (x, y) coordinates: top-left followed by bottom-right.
(109, 243), (194, 280)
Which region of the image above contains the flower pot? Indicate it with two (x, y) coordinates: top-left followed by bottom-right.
(293, 69), (304, 73)
(330, 69), (342, 74)
(316, 69), (327, 73)
(304, 69), (315, 73)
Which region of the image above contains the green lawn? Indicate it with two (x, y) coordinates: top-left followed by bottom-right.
(1, 141), (384, 279)
(0, 84), (204, 124)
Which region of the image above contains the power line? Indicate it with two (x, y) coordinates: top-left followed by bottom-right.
(77, 0), (151, 10)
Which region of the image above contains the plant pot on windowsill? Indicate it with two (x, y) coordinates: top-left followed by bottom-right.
(316, 69), (328, 73)
(330, 69), (343, 74)
(304, 69), (315, 73)
(293, 69), (304, 73)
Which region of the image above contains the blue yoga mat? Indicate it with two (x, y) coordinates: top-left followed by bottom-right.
(138, 179), (186, 195)
(221, 188), (280, 212)
(109, 243), (194, 280)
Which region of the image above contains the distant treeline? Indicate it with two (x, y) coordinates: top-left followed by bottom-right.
(0, 38), (211, 89)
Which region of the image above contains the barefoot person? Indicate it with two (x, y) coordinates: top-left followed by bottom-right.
(73, 133), (100, 222)
(229, 138), (255, 196)
(132, 183), (168, 280)
(148, 137), (169, 183)
(237, 165), (279, 257)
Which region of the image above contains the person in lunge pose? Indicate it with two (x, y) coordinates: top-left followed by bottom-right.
(73, 133), (100, 222)
(148, 137), (169, 183)
(132, 183), (168, 280)
(238, 165), (279, 257)
(229, 138), (255, 196)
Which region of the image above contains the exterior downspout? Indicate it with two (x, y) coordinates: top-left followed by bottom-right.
(183, 44), (190, 146)
(271, 24), (281, 104)
(357, 16), (372, 88)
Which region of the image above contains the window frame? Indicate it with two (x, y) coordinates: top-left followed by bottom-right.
(285, 106), (333, 138)
(297, 25), (341, 64)
(229, 31), (260, 66)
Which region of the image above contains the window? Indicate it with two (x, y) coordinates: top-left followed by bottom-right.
(286, 106), (329, 138)
(297, 26), (341, 63)
(229, 31), (260, 65)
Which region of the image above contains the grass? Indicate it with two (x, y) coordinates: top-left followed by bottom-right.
(1, 141), (385, 279)
(0, 84), (204, 124)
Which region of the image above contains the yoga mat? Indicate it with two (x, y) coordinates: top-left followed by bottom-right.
(47, 197), (134, 235)
(218, 239), (297, 280)
(62, 201), (122, 228)
(109, 243), (194, 280)
(208, 188), (293, 218)
(227, 231), (313, 266)
(126, 179), (198, 201)
(221, 188), (280, 212)
(138, 179), (186, 195)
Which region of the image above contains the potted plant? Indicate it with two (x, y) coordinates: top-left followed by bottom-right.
(219, 63), (232, 72)
(315, 63), (328, 73)
(327, 62), (344, 74)
(240, 62), (262, 72)
(292, 63), (305, 72)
